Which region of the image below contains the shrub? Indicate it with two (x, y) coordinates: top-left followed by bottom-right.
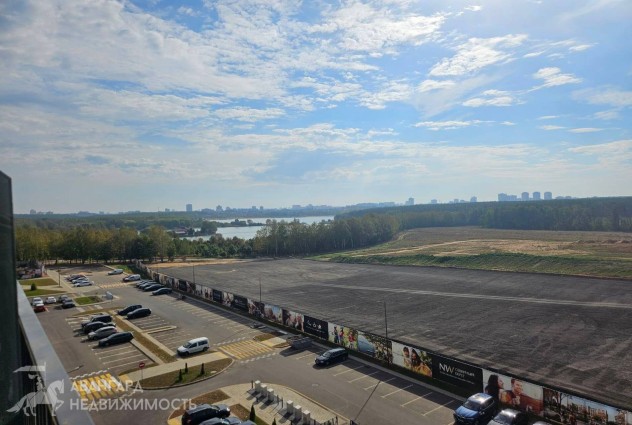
(249, 404), (256, 421)
(30, 283), (36, 291)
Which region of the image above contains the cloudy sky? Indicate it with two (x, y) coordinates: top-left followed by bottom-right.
(1, 0), (631, 214)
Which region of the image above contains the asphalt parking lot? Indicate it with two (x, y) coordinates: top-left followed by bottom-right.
(155, 258), (632, 410)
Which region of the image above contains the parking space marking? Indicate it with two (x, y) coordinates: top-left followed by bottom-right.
(381, 385), (412, 398)
(98, 349), (138, 359)
(219, 340), (274, 360)
(423, 399), (457, 416)
(333, 365), (364, 376)
(348, 370), (379, 383)
(401, 396), (422, 407)
(297, 353), (315, 359)
(92, 345), (134, 353)
(364, 377), (396, 390)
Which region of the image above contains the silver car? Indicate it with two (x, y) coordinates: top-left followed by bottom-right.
(88, 326), (117, 340)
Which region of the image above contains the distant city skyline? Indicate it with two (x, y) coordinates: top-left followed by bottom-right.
(1, 1), (630, 214)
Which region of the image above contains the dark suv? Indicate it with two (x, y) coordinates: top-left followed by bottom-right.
(118, 304), (142, 316)
(80, 314), (113, 329)
(181, 403), (230, 425)
(453, 393), (499, 425)
(98, 331), (134, 347)
(314, 347), (348, 366)
(127, 307), (151, 319)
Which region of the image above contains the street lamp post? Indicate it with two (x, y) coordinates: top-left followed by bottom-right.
(58, 269), (61, 287)
(383, 301), (388, 340)
(192, 263), (196, 284)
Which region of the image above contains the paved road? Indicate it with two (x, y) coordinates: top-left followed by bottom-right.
(40, 265), (462, 425)
(155, 258), (632, 410)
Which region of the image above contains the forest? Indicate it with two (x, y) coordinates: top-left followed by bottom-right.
(14, 197), (632, 264)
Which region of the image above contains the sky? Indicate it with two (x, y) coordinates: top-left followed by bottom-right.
(1, 0), (631, 214)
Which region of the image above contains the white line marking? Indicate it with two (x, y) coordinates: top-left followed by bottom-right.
(348, 371), (379, 383)
(333, 366), (364, 376)
(423, 399), (456, 416)
(381, 385), (412, 398)
(364, 377), (395, 390)
(401, 396), (422, 407)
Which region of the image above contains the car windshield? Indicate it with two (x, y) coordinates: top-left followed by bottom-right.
(184, 342), (193, 348)
(492, 412), (514, 425)
(322, 352), (331, 358)
(463, 400), (484, 411)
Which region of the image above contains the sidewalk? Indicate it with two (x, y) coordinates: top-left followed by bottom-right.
(120, 351), (230, 382)
(167, 383), (346, 425)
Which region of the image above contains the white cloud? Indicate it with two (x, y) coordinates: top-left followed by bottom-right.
(533, 67), (582, 88)
(429, 34), (528, 77)
(539, 125), (566, 130)
(569, 44), (594, 52)
(538, 115), (560, 120)
(463, 90), (517, 107)
(213, 107), (286, 122)
(569, 127), (603, 133)
(523, 51), (544, 58)
(574, 88), (632, 108)
(594, 110), (620, 120)
(464, 5), (483, 12)
(568, 139), (632, 159)
(359, 81), (412, 110)
(414, 120), (487, 130)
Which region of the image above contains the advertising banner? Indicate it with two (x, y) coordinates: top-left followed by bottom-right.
(391, 341), (433, 377)
(304, 315), (328, 340)
(543, 388), (628, 425)
(222, 291), (234, 307)
(282, 309), (304, 332)
(357, 331), (392, 363)
(432, 354), (482, 393)
(483, 370), (543, 415)
(264, 304), (282, 323)
(233, 295), (248, 312)
(212, 289), (223, 303)
(198, 285), (212, 300)
(178, 279), (194, 293)
(247, 299), (264, 317)
(327, 322), (358, 350)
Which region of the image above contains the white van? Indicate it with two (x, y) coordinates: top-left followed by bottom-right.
(123, 274), (141, 282)
(177, 337), (210, 356)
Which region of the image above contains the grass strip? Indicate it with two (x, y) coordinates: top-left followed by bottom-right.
(19, 277), (59, 286)
(74, 296), (102, 305)
(23, 288), (65, 297)
(230, 404), (270, 425)
(139, 358), (231, 389)
(169, 389), (232, 418)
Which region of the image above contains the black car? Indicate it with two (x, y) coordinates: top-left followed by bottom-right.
(98, 331), (134, 347)
(118, 304), (142, 316)
(181, 404), (230, 425)
(61, 300), (76, 309)
(143, 284), (163, 292)
(152, 287), (172, 296)
(454, 393), (499, 425)
(81, 314), (113, 329)
(315, 347), (348, 366)
(199, 417), (241, 425)
(127, 308), (151, 319)
(489, 409), (529, 425)
(58, 294), (71, 303)
(137, 282), (156, 290)
(83, 321), (111, 334)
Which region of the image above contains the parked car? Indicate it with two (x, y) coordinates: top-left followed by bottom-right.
(58, 294), (71, 303)
(152, 287), (172, 296)
(61, 300), (76, 309)
(71, 277), (90, 284)
(453, 393), (499, 425)
(315, 347), (348, 366)
(44, 296), (57, 304)
(73, 280), (93, 287)
(123, 274), (141, 282)
(81, 314), (113, 329)
(33, 302), (46, 312)
(177, 337), (210, 356)
(488, 409), (528, 425)
(66, 274), (85, 281)
(143, 284), (163, 292)
(126, 308), (151, 319)
(533, 422), (553, 425)
(181, 404), (230, 425)
(199, 417), (241, 425)
(98, 331), (134, 347)
(118, 304), (142, 316)
(31, 297), (43, 306)
(88, 326), (118, 340)
(83, 321), (112, 334)
(138, 282), (157, 290)
(107, 269), (124, 275)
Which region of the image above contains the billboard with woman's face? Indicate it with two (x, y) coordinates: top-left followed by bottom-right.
(264, 304), (282, 323)
(247, 299), (263, 317)
(282, 309), (304, 332)
(483, 370), (543, 416)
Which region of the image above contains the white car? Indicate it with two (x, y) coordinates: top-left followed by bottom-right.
(88, 326), (118, 340)
(44, 296), (57, 304)
(107, 269), (124, 275)
(74, 280), (93, 287)
(31, 297), (43, 306)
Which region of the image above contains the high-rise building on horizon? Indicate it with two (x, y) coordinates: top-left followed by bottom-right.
(186, 203), (192, 212)
(544, 191), (552, 200)
(533, 192), (541, 201)
(405, 197), (414, 206)
(470, 196), (477, 203)
(521, 192), (529, 201)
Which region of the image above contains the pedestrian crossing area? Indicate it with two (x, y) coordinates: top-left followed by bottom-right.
(99, 282), (136, 289)
(71, 372), (128, 401)
(218, 340), (275, 360)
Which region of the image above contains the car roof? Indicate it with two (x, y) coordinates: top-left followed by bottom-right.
(469, 393), (493, 402)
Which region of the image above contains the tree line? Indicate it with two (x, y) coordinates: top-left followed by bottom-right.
(14, 197), (631, 264)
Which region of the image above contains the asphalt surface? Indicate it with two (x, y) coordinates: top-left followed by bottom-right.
(156, 258), (632, 410)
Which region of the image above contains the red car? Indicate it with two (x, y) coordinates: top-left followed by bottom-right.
(33, 303), (47, 312)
